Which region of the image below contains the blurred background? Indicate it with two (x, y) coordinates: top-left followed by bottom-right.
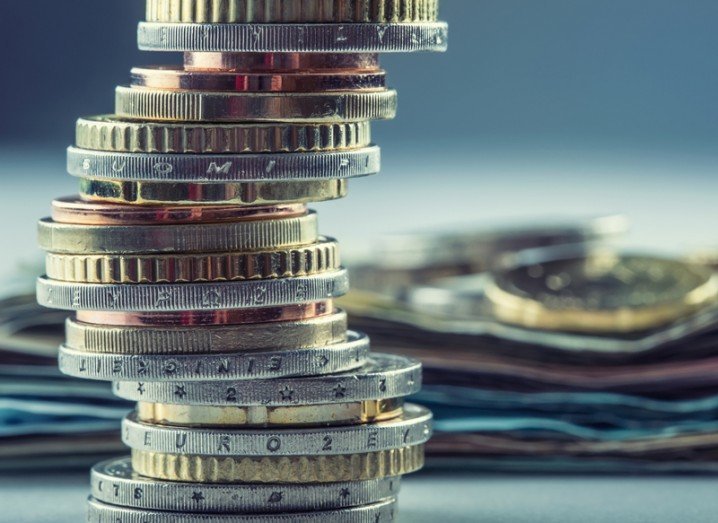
(2, 1), (718, 521)
(1, 0), (717, 265)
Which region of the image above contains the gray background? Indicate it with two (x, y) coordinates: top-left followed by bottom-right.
(1, 0), (717, 152)
(1, 0), (718, 265)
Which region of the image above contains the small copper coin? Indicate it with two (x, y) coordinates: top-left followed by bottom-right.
(184, 52), (380, 72)
(76, 301), (334, 326)
(51, 197), (306, 225)
(131, 66), (386, 92)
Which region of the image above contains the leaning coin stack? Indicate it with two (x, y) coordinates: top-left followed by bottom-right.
(36, 1), (447, 521)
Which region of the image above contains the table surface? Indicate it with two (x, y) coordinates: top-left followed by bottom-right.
(2, 148), (718, 521)
(2, 471), (718, 522)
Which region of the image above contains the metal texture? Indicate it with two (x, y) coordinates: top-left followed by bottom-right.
(76, 301), (333, 326)
(46, 238), (340, 284)
(130, 66), (386, 92)
(121, 403), (431, 455)
(68, 146), (380, 181)
(87, 497), (397, 521)
(131, 445), (424, 482)
(135, 399), (404, 427)
(76, 116), (372, 153)
(146, 0), (439, 23)
(38, 212), (318, 254)
(51, 197), (306, 225)
(116, 86), (398, 122)
(37, 270), (349, 311)
(79, 177), (348, 206)
(91, 457), (400, 513)
(59, 331), (369, 381)
(113, 353), (422, 406)
(183, 53), (379, 71)
(138, 22), (449, 53)
(65, 311), (348, 354)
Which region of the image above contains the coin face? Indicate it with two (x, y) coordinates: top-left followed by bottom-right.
(485, 249), (718, 333)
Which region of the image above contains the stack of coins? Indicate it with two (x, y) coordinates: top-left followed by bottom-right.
(36, 2), (447, 521)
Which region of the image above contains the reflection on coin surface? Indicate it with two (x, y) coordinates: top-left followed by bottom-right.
(91, 457), (400, 513)
(87, 496), (397, 521)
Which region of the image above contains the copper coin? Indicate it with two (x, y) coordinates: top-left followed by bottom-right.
(131, 66), (386, 92)
(184, 52), (380, 72)
(76, 301), (334, 326)
(51, 197), (306, 225)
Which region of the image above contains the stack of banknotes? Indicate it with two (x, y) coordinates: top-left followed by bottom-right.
(4, 215), (718, 474)
(0, 292), (128, 470)
(345, 216), (718, 473)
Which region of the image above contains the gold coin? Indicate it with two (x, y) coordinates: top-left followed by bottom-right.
(136, 399), (404, 427)
(38, 212), (318, 255)
(147, 0), (439, 23)
(115, 86), (397, 123)
(485, 250), (718, 333)
(76, 116), (372, 154)
(46, 238), (339, 284)
(79, 178), (347, 206)
(65, 311), (348, 354)
(132, 445), (424, 483)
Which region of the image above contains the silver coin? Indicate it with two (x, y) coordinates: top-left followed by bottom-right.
(59, 331), (368, 381)
(114, 353), (421, 406)
(91, 457), (400, 513)
(122, 403), (431, 456)
(64, 311), (348, 355)
(87, 496), (397, 522)
(36, 270), (349, 311)
(138, 22), (448, 53)
(115, 87), (397, 123)
(38, 212), (318, 254)
(67, 146), (381, 182)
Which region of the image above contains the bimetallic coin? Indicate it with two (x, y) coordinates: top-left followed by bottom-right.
(483, 248), (718, 333)
(59, 331), (369, 381)
(76, 301), (333, 327)
(51, 197), (306, 225)
(146, 0), (439, 23)
(116, 86), (398, 123)
(136, 399), (404, 427)
(38, 212), (318, 254)
(132, 445), (424, 483)
(91, 457), (400, 513)
(68, 146), (380, 181)
(37, 270), (349, 311)
(46, 238), (340, 284)
(79, 178), (348, 206)
(138, 22), (448, 53)
(130, 66), (387, 92)
(114, 353), (422, 406)
(87, 497), (397, 522)
(65, 311), (348, 354)
(76, 116), (372, 154)
(122, 403), (431, 456)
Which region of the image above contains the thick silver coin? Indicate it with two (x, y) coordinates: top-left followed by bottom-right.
(91, 457), (400, 513)
(87, 496), (397, 522)
(64, 311), (348, 355)
(59, 331), (368, 381)
(138, 22), (448, 53)
(122, 403), (431, 456)
(114, 353), (421, 406)
(37, 270), (349, 311)
(67, 146), (380, 182)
